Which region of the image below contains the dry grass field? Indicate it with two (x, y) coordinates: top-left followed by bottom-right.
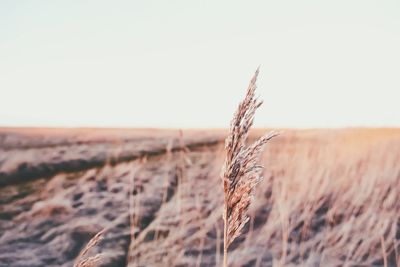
(0, 127), (399, 267)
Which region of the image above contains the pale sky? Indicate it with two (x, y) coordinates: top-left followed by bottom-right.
(1, 1), (399, 128)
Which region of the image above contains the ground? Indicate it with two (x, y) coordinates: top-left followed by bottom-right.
(0, 128), (399, 267)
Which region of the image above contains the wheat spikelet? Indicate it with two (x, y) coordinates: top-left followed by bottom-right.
(221, 68), (277, 266)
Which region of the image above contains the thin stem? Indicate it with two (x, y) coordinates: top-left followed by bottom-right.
(223, 206), (228, 267)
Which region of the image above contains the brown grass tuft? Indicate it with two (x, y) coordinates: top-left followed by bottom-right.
(221, 68), (277, 266)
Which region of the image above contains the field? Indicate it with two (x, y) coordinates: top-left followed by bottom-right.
(0, 128), (399, 267)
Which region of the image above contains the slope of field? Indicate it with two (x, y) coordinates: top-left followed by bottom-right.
(0, 128), (399, 267)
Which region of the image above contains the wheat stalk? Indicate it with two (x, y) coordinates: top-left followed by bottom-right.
(221, 68), (277, 267)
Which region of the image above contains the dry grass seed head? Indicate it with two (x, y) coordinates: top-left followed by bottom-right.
(222, 68), (277, 248)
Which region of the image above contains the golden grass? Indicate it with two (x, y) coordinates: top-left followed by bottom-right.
(80, 128), (398, 266)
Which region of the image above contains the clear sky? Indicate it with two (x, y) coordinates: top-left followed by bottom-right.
(1, 1), (399, 128)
